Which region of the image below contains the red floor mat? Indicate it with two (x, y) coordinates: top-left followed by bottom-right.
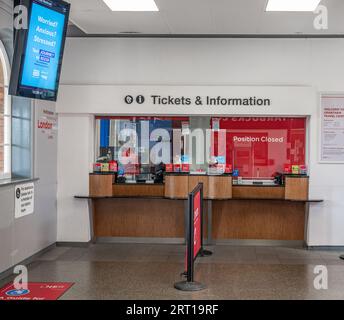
(0, 282), (74, 300)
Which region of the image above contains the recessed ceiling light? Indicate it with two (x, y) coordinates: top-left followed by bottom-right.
(103, 0), (159, 12)
(266, 0), (322, 12)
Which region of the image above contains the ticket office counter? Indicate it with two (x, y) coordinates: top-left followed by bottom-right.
(77, 173), (322, 245)
(80, 116), (322, 245)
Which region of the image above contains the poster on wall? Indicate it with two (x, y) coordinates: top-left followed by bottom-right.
(14, 183), (35, 219)
(320, 95), (344, 163)
(37, 108), (58, 140)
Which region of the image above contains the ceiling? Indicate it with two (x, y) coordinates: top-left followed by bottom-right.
(67, 0), (344, 36)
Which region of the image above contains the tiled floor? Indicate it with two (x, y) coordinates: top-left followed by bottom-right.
(1, 244), (344, 300)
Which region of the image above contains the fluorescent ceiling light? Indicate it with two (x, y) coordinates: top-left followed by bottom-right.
(266, 0), (322, 12)
(103, 0), (159, 12)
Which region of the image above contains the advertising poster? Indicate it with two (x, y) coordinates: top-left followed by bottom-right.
(37, 108), (58, 140)
(20, 1), (66, 91)
(320, 95), (344, 163)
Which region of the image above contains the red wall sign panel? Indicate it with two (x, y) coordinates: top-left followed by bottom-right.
(212, 117), (306, 178)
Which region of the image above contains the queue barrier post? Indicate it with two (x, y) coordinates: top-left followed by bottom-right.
(200, 196), (212, 257)
(174, 183), (209, 291)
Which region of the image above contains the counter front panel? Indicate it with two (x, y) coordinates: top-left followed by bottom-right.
(94, 198), (185, 238)
(212, 200), (306, 241)
(164, 174), (189, 199)
(86, 173), (313, 243)
(232, 186), (285, 200)
(112, 183), (164, 197)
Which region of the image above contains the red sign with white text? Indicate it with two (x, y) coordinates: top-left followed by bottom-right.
(193, 191), (201, 258)
(0, 282), (74, 300)
(211, 117), (306, 178)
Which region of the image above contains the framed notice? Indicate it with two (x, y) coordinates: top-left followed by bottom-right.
(320, 95), (344, 163)
(15, 183), (35, 219)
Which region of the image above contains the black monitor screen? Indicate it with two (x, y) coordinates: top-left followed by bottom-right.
(9, 0), (70, 101)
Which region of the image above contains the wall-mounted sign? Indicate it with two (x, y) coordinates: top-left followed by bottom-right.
(57, 85), (316, 116)
(37, 108), (58, 140)
(15, 183), (35, 219)
(320, 95), (344, 163)
(9, 0), (70, 101)
(124, 94), (271, 107)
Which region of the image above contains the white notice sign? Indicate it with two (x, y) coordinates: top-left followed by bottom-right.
(320, 95), (344, 163)
(15, 183), (35, 219)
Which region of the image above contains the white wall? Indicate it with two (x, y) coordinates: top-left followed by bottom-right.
(0, 99), (58, 275)
(57, 114), (93, 242)
(0, 4), (58, 275)
(57, 38), (344, 246)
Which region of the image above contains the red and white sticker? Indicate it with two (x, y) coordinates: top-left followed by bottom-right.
(0, 282), (74, 301)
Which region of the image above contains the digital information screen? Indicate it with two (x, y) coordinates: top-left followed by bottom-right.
(21, 2), (66, 91)
(9, 0), (70, 101)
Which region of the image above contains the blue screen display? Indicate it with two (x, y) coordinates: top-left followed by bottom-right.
(20, 2), (66, 91)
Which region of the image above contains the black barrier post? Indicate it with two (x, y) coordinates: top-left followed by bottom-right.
(340, 255), (344, 260)
(174, 183), (206, 291)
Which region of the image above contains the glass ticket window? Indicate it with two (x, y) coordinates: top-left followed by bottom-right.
(211, 117), (307, 184)
(95, 116), (189, 183)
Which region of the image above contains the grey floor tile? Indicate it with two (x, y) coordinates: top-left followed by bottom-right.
(279, 258), (326, 265)
(36, 246), (71, 261)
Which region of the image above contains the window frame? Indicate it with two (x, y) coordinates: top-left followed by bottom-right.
(0, 40), (11, 180)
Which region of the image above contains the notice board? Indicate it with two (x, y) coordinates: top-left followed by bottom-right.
(320, 95), (344, 163)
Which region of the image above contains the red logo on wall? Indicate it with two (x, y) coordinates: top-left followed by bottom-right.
(37, 120), (53, 130)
